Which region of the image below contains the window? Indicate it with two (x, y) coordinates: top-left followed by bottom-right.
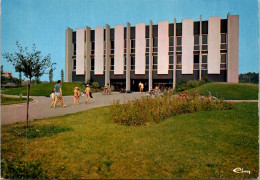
(202, 35), (208, 50)
(202, 55), (207, 63)
(110, 58), (114, 71)
(176, 55), (182, 70)
(221, 33), (227, 50)
(194, 54), (199, 70)
(131, 39), (135, 53)
(201, 55), (207, 70)
(169, 56), (174, 70)
(153, 38), (158, 52)
(131, 56), (135, 70)
(194, 54), (199, 63)
(153, 56), (157, 70)
(124, 39), (127, 54)
(220, 53), (227, 70)
(91, 58), (94, 71)
(146, 38), (149, 53)
(169, 36), (174, 52)
(73, 59), (76, 71)
(73, 43), (76, 55)
(91, 42), (95, 55)
(146, 56), (149, 70)
(221, 54), (226, 63)
(111, 41), (114, 54)
(176, 36), (182, 51)
(194, 35), (199, 51)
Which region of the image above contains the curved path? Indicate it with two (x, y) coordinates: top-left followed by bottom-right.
(1, 92), (145, 125)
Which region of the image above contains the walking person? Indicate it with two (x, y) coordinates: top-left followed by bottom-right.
(85, 84), (91, 104)
(53, 80), (66, 108)
(50, 90), (55, 108)
(73, 87), (80, 105)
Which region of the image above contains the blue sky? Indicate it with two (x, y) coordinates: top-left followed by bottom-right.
(1, 0), (259, 81)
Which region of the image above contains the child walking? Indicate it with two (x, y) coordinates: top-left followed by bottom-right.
(50, 90), (55, 108)
(73, 87), (80, 105)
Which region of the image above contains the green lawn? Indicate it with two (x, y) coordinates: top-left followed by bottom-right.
(1, 95), (33, 105)
(191, 83), (258, 100)
(2, 82), (87, 96)
(1, 102), (258, 179)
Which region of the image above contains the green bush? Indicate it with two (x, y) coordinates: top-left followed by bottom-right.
(110, 91), (232, 126)
(175, 78), (211, 93)
(1, 156), (48, 179)
(92, 81), (99, 89)
(1, 95), (6, 102)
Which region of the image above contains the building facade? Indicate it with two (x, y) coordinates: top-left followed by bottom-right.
(65, 13), (239, 91)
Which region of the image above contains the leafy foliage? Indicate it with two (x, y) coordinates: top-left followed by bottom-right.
(1, 156), (48, 179)
(2, 42), (52, 80)
(61, 68), (64, 82)
(92, 81), (100, 89)
(239, 72), (259, 84)
(1, 76), (20, 86)
(175, 77), (211, 92)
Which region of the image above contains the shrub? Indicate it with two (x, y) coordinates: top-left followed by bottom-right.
(175, 78), (211, 93)
(92, 81), (99, 89)
(1, 95), (6, 102)
(110, 91), (232, 126)
(1, 156), (48, 179)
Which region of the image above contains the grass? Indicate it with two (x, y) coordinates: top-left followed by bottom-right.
(2, 82), (88, 96)
(1, 102), (258, 179)
(1, 95), (33, 105)
(190, 82), (258, 100)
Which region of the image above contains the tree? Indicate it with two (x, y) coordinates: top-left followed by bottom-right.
(1, 65), (3, 74)
(2, 41), (52, 127)
(239, 72), (259, 84)
(49, 63), (56, 83)
(19, 71), (22, 87)
(61, 68), (64, 82)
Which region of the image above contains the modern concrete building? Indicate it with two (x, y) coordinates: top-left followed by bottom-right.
(65, 13), (239, 91)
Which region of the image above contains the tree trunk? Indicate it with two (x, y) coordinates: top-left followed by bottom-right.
(26, 78), (31, 127)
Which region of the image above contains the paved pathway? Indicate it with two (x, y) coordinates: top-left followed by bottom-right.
(1, 92), (145, 125)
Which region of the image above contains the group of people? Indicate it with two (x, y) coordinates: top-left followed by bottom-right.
(102, 83), (111, 95)
(50, 80), (92, 108)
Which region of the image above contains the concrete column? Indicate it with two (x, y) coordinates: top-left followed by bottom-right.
(173, 19), (177, 89)
(65, 27), (73, 82)
(126, 22), (131, 91)
(105, 24), (111, 85)
(148, 20), (153, 91)
(227, 14), (239, 82)
(85, 26), (91, 83)
(199, 15), (202, 80)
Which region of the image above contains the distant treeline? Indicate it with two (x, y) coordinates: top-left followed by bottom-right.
(239, 72), (259, 84)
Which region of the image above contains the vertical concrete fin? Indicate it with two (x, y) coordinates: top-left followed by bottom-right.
(208, 16), (221, 74)
(94, 26), (104, 75)
(227, 15), (239, 82)
(65, 27), (73, 82)
(126, 22), (131, 91)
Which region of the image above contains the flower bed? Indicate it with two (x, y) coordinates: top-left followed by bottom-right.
(110, 91), (232, 126)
